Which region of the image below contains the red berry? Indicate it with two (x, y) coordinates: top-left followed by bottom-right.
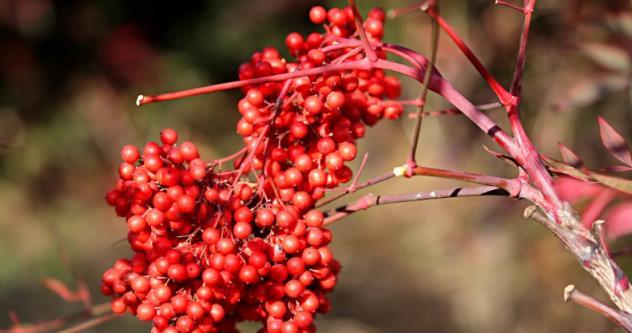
(285, 32), (304, 51)
(233, 221), (253, 239)
(136, 303), (156, 321)
(325, 91), (345, 110)
(309, 6), (327, 24)
(239, 265), (260, 284)
(160, 129), (178, 145)
(178, 141), (199, 161)
(304, 96), (322, 115)
(256, 208), (275, 228)
(276, 210), (297, 229)
(121, 144), (140, 163)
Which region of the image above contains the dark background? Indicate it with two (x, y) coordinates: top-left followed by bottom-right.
(0, 0), (631, 332)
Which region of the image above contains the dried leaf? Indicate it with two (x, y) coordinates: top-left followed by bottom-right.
(581, 43), (630, 72)
(602, 165), (632, 173)
(482, 145), (518, 167)
(558, 143), (585, 169)
(590, 172), (632, 195)
(605, 12), (632, 37)
(542, 156), (591, 181)
(598, 117), (632, 167)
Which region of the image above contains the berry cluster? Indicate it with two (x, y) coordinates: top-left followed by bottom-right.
(102, 5), (401, 333)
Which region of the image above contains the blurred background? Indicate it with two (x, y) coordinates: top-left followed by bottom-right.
(0, 0), (631, 332)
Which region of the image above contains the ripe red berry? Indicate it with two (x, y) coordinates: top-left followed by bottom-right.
(276, 210), (297, 229)
(239, 265), (260, 284)
(178, 141), (199, 161)
(285, 32), (304, 51)
(304, 96), (322, 115)
(309, 6), (327, 24)
(167, 264), (187, 282)
(137, 303), (156, 321)
(256, 208), (275, 228)
(160, 129), (178, 145)
(202, 228), (220, 245)
(121, 144), (140, 163)
(233, 221), (253, 239)
(325, 91), (345, 110)
(338, 142), (357, 161)
(304, 210), (324, 227)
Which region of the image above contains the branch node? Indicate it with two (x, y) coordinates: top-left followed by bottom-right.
(564, 284), (576, 302)
(523, 205), (537, 219)
(393, 165), (407, 177)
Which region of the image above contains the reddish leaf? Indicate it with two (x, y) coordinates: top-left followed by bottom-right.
(558, 143), (585, 169)
(605, 203), (632, 239)
(554, 176), (604, 203)
(598, 117), (632, 167)
(581, 189), (617, 227)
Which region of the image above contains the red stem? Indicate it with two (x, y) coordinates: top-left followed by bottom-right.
(348, 0), (378, 62)
(425, 6), (513, 106)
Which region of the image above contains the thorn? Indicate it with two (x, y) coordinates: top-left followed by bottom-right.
(564, 284), (576, 302)
(136, 95), (144, 107)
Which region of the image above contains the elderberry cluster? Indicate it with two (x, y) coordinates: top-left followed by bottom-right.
(102, 5), (401, 333)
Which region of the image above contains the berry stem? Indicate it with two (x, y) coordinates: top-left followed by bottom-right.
(348, 0), (379, 62)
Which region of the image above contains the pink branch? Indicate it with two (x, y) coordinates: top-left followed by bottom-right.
(564, 285), (632, 331)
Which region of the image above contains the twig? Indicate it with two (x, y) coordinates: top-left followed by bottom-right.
(495, 0), (525, 13)
(324, 185), (508, 224)
(509, 0), (536, 96)
(53, 314), (114, 333)
(0, 302), (112, 333)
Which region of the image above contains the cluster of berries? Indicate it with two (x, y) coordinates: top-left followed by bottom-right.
(102, 5), (401, 333)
